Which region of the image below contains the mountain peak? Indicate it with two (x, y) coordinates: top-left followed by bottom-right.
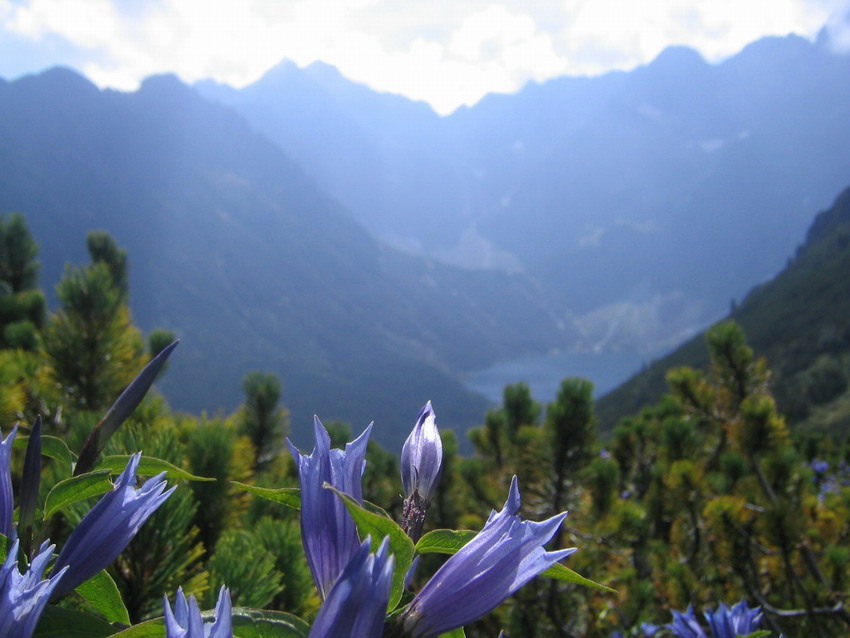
(17, 65), (99, 95)
(648, 45), (706, 72)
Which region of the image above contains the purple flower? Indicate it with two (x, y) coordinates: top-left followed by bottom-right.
(810, 458), (829, 476)
(308, 537), (394, 638)
(288, 417), (372, 600)
(49, 452), (174, 596)
(0, 540), (68, 638)
(667, 605), (706, 638)
(705, 600), (762, 638)
(0, 425), (17, 539)
(163, 585), (232, 638)
(401, 401), (443, 504)
(401, 476), (575, 637)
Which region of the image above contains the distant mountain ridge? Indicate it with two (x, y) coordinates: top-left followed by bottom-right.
(0, 67), (575, 450)
(198, 34), (850, 354)
(596, 185), (850, 434)
(3, 33), (849, 447)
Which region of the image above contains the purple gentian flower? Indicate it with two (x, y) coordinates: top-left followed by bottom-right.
(308, 537), (394, 638)
(163, 585), (232, 638)
(667, 605), (707, 638)
(49, 452), (174, 596)
(288, 417), (372, 600)
(705, 600), (762, 638)
(401, 401), (442, 504)
(0, 425), (16, 539)
(401, 476), (575, 637)
(0, 539), (67, 638)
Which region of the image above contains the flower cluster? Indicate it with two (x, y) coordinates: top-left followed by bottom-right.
(0, 540), (67, 638)
(661, 599), (764, 638)
(289, 401), (576, 638)
(0, 424), (173, 638)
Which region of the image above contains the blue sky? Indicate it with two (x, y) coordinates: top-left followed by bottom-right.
(1, 0), (849, 113)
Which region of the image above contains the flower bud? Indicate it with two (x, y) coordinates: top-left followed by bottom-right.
(400, 402), (443, 543)
(401, 401), (443, 504)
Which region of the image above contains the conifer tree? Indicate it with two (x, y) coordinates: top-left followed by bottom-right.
(238, 371), (289, 471)
(42, 234), (144, 415)
(0, 213), (45, 350)
(86, 230), (129, 299)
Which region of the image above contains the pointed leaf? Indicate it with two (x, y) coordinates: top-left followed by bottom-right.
(539, 563), (616, 593)
(43, 470), (113, 520)
(96, 455), (214, 481)
(76, 569), (131, 625)
(107, 608), (310, 638)
(325, 484), (414, 612)
(229, 607), (311, 638)
(33, 606), (116, 638)
(416, 529), (477, 554)
(232, 482), (301, 509)
(14, 434), (75, 468)
(438, 629), (466, 638)
(75, 340), (179, 475)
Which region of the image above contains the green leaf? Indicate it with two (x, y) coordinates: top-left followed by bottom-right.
(14, 434), (76, 468)
(33, 606), (116, 638)
(416, 529), (477, 554)
(43, 470), (113, 520)
(325, 484), (415, 613)
(540, 562), (617, 593)
(416, 529), (615, 594)
(230, 608), (311, 638)
(96, 455), (214, 481)
(0, 533), (9, 561)
(105, 619), (165, 638)
(76, 570), (131, 625)
(232, 482), (301, 510)
(438, 628), (466, 638)
(107, 609), (310, 638)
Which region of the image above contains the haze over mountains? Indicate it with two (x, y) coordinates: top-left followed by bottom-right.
(198, 33), (850, 353)
(0, 32), (848, 447)
(597, 185), (850, 436)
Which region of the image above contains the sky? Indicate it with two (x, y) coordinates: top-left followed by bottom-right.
(0, 0), (849, 114)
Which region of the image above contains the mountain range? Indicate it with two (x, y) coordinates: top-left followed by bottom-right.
(197, 33), (850, 353)
(0, 32), (848, 447)
(0, 68), (572, 450)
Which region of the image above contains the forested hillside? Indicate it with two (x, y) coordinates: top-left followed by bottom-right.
(597, 185), (850, 435)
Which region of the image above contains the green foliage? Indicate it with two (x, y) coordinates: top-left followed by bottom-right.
(205, 529), (283, 609)
(43, 261), (144, 413)
(0, 214), (45, 352)
(251, 516), (316, 617)
(184, 417), (250, 552)
(86, 230), (128, 299)
(107, 419), (207, 621)
(238, 371), (289, 472)
(0, 212), (39, 293)
(599, 188), (850, 439)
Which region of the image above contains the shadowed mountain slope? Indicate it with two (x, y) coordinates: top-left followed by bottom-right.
(0, 67), (576, 449)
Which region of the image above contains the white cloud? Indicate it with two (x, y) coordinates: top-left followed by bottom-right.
(0, 0), (848, 112)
